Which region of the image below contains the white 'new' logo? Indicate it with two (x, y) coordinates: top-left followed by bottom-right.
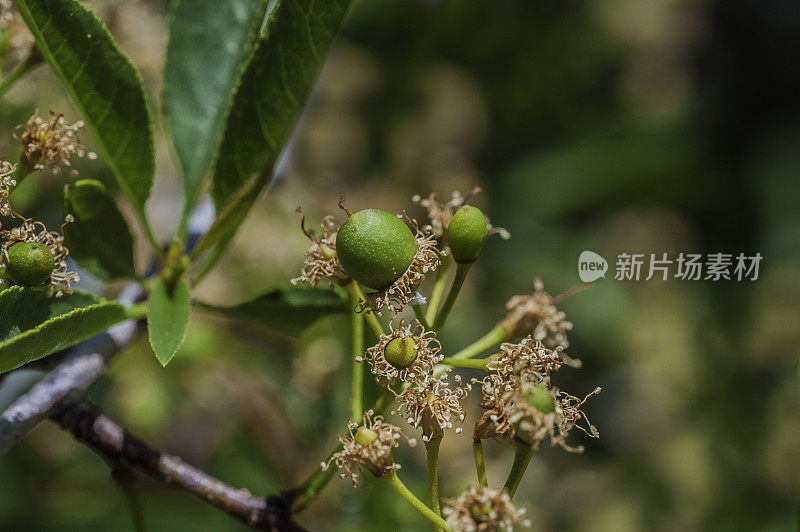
(578, 251), (608, 282)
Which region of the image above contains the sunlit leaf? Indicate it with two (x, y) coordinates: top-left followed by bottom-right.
(0, 287), (128, 374)
(13, 0), (155, 225)
(163, 0), (269, 211)
(147, 279), (190, 366)
(192, 0), (351, 263)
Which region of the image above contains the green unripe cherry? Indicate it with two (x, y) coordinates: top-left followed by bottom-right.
(336, 209), (417, 290)
(525, 384), (556, 414)
(6, 241), (55, 286)
(354, 427), (378, 446)
(384, 336), (418, 369)
(447, 205), (487, 263)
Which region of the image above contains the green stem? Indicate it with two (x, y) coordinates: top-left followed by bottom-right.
(289, 451), (339, 513)
(115, 470), (147, 532)
(291, 321), (506, 513)
(349, 294), (364, 422)
(384, 471), (450, 531)
(126, 302), (148, 321)
(0, 52), (43, 98)
(473, 440), (487, 486)
(343, 281), (385, 337)
(425, 437), (442, 528)
(432, 262), (472, 331)
(412, 298), (431, 329)
(503, 441), (535, 498)
(12, 158), (35, 186)
(448, 323), (508, 361)
(290, 386), (398, 513)
(441, 357), (489, 371)
(426, 254), (453, 323)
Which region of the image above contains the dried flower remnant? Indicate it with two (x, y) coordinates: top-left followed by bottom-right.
(0, 158), (16, 216)
(0, 214), (79, 293)
(14, 110), (96, 176)
(291, 208), (350, 287)
(474, 337), (600, 448)
(394, 370), (469, 441)
(413, 187), (510, 241)
(486, 336), (569, 382)
(504, 378), (600, 452)
(473, 373), (516, 441)
(442, 484), (529, 532)
(322, 410), (416, 487)
(360, 320), (443, 386)
(362, 217), (441, 313)
(503, 278), (574, 349)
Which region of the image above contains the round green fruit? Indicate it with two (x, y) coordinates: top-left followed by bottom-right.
(447, 205), (487, 263)
(384, 336), (418, 369)
(336, 209), (417, 289)
(525, 384), (556, 414)
(6, 241), (55, 286)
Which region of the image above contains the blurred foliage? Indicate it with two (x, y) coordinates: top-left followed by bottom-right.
(0, 0), (798, 530)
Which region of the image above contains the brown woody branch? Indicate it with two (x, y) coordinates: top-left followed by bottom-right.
(49, 395), (305, 531)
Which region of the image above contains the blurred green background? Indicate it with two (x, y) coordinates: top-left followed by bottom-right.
(0, 0), (798, 530)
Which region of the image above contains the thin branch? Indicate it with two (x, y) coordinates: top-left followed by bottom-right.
(0, 205), (217, 455)
(49, 395), (305, 531)
(0, 284), (143, 455)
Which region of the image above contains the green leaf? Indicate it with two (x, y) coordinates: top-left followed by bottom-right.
(13, 0), (155, 225)
(195, 286), (348, 336)
(147, 279), (190, 366)
(163, 0), (269, 212)
(192, 0), (351, 262)
(0, 287), (128, 374)
(63, 179), (137, 281)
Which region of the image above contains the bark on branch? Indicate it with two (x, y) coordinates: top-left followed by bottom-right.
(49, 395), (305, 531)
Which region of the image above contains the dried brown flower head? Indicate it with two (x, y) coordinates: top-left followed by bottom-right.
(322, 410), (415, 487)
(473, 373), (516, 441)
(360, 320), (443, 386)
(474, 338), (598, 446)
(0, 158), (16, 217)
(442, 484), (529, 532)
(503, 278), (574, 349)
(361, 218), (441, 313)
(486, 336), (570, 382)
(394, 370), (469, 441)
(14, 110), (96, 176)
(504, 378), (600, 452)
(291, 208), (350, 287)
(0, 213), (79, 293)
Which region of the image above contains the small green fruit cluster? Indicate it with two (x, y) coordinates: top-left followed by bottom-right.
(3, 241), (56, 287)
(336, 209), (418, 290)
(447, 205), (487, 263)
